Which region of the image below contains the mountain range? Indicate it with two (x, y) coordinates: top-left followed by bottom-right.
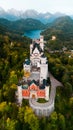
(0, 7), (68, 24)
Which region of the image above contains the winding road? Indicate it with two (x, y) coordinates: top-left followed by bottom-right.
(29, 72), (63, 116)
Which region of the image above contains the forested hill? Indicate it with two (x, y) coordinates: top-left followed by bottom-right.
(0, 24), (9, 35)
(0, 18), (45, 34)
(12, 18), (45, 30)
(42, 16), (73, 49)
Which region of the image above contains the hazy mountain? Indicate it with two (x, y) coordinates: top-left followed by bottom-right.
(0, 7), (6, 17)
(0, 7), (5, 14)
(0, 7), (18, 21)
(21, 10), (38, 18)
(7, 9), (53, 23)
(70, 15), (73, 19)
(0, 7), (67, 23)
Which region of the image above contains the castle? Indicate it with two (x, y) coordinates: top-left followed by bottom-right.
(17, 36), (50, 105)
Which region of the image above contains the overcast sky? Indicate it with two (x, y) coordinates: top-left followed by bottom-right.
(0, 0), (73, 14)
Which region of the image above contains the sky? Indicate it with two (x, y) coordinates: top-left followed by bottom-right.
(0, 0), (73, 14)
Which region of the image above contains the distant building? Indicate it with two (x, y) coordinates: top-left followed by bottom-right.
(17, 36), (50, 105)
(51, 35), (56, 40)
(71, 50), (73, 53)
(62, 46), (67, 51)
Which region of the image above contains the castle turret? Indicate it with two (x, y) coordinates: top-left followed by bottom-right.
(40, 56), (48, 84)
(45, 85), (50, 101)
(23, 59), (31, 77)
(30, 43), (33, 55)
(40, 35), (44, 51)
(17, 85), (22, 105)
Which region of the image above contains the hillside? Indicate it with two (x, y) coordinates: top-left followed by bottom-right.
(0, 18), (22, 37)
(0, 18), (45, 34)
(42, 16), (73, 49)
(0, 24), (9, 35)
(11, 18), (45, 31)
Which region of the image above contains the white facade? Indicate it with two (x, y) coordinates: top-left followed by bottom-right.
(40, 57), (47, 64)
(40, 36), (44, 42)
(40, 36), (44, 50)
(30, 44), (33, 55)
(17, 86), (22, 104)
(30, 36), (48, 85)
(45, 86), (49, 101)
(23, 64), (31, 72)
(40, 64), (48, 83)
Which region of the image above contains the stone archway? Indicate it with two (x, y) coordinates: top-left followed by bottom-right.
(32, 94), (36, 98)
(30, 91), (37, 99)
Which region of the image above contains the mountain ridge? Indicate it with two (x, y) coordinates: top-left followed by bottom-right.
(0, 7), (67, 23)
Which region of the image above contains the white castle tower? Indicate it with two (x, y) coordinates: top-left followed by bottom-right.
(45, 85), (49, 101)
(17, 85), (22, 105)
(40, 35), (44, 51)
(30, 43), (33, 55)
(40, 56), (48, 83)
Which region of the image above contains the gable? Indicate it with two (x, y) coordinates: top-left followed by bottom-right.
(22, 90), (30, 97)
(33, 47), (40, 54)
(29, 83), (38, 91)
(37, 90), (45, 97)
